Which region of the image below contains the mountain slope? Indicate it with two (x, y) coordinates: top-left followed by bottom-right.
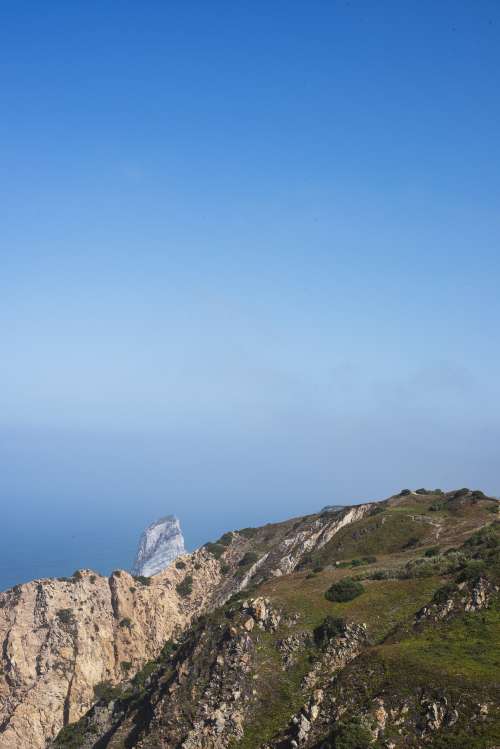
(46, 489), (499, 749)
(0, 499), (384, 748)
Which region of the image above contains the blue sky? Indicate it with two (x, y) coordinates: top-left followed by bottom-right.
(1, 1), (499, 588)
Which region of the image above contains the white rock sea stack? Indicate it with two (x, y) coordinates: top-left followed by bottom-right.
(132, 515), (186, 576)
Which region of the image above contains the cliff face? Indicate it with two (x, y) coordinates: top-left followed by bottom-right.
(0, 553), (222, 749)
(49, 491), (499, 749)
(132, 515), (186, 577)
(0, 503), (375, 748)
(1, 489), (498, 749)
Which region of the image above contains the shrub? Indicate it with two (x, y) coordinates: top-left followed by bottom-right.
(399, 489), (412, 496)
(415, 488), (430, 495)
(53, 720), (88, 747)
(350, 558), (363, 567)
(220, 563), (230, 575)
(112, 570), (121, 577)
(56, 608), (75, 626)
(313, 564), (324, 573)
(93, 680), (123, 702)
(133, 575), (150, 586)
(371, 505), (385, 515)
(429, 501), (444, 511)
(370, 569), (390, 580)
(160, 639), (178, 661)
(456, 560), (486, 583)
(119, 617), (133, 630)
(129, 586), (136, 593)
(176, 575), (193, 597)
(433, 583), (455, 604)
(132, 660), (156, 692)
(329, 717), (373, 749)
(121, 660), (132, 674)
(403, 536), (420, 549)
(362, 555), (377, 564)
(325, 578), (364, 603)
(218, 532), (234, 546)
(194, 562), (202, 570)
(238, 551), (259, 567)
(72, 570), (83, 582)
(238, 527), (257, 539)
(424, 547), (440, 557)
(175, 560), (186, 570)
(204, 542), (226, 560)
(90, 575), (96, 584)
(313, 616), (345, 647)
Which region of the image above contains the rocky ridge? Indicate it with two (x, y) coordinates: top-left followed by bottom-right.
(0, 501), (377, 748)
(49, 489), (499, 748)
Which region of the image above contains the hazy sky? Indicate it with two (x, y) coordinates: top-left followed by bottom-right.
(1, 1), (499, 588)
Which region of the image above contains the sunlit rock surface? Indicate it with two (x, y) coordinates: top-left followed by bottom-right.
(132, 515), (186, 576)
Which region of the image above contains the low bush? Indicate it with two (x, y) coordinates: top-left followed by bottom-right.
(238, 551), (259, 567)
(429, 501), (444, 511)
(456, 560), (486, 583)
(121, 660), (132, 674)
(175, 560), (186, 569)
(204, 542), (226, 560)
(133, 575), (151, 586)
(119, 617), (133, 630)
(238, 527), (258, 539)
(313, 616), (345, 647)
(56, 608), (75, 626)
(176, 575), (193, 597)
(93, 680), (123, 702)
(327, 717), (374, 749)
(325, 578), (364, 603)
(424, 546), (440, 557)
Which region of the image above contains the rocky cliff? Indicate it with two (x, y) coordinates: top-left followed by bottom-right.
(1, 489), (498, 749)
(0, 502), (375, 748)
(132, 515), (186, 576)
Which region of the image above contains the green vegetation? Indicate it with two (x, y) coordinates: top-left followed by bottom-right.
(119, 617), (133, 630)
(93, 680), (124, 701)
(313, 615), (345, 647)
(121, 660), (132, 674)
(53, 718), (96, 747)
(325, 578), (364, 603)
(133, 575), (151, 586)
(424, 546), (440, 557)
(325, 718), (376, 749)
(238, 526), (258, 539)
(56, 608), (75, 626)
(204, 542), (226, 559)
(176, 574), (193, 597)
(175, 560), (186, 569)
(238, 551), (259, 567)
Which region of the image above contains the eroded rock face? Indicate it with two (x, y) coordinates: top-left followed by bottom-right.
(0, 503), (378, 748)
(132, 515), (186, 576)
(0, 553), (221, 749)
